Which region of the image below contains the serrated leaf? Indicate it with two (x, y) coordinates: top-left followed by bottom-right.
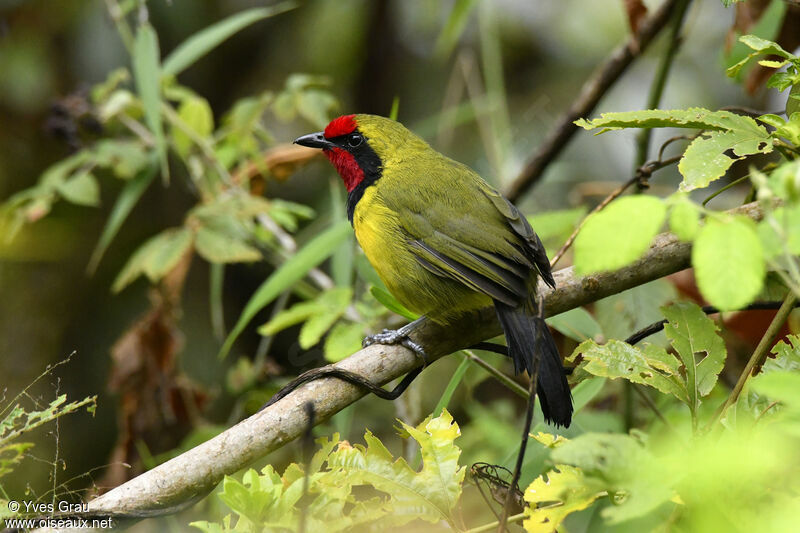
(162, 4), (297, 76)
(219, 220), (351, 359)
(328, 410), (464, 525)
(692, 217), (765, 311)
(195, 227), (261, 264)
(324, 321), (364, 362)
(669, 197), (699, 241)
(531, 432), (569, 449)
(662, 302), (727, 413)
(569, 339), (686, 401)
(678, 130), (772, 191)
(576, 107), (769, 133)
(574, 196), (666, 275)
(523, 465), (604, 533)
(56, 170), (99, 207)
(763, 335), (800, 374)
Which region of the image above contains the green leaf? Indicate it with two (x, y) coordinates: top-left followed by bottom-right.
(56, 170), (99, 207)
(574, 196), (666, 275)
(524, 465), (604, 533)
(369, 286), (418, 320)
(112, 227), (193, 292)
(678, 130), (772, 191)
(132, 23), (167, 180)
(662, 302), (727, 412)
(172, 96), (214, 158)
(572, 302), (727, 415)
(669, 196), (699, 241)
(219, 220), (352, 359)
(787, 83), (800, 118)
(328, 410), (465, 525)
(162, 3), (298, 76)
(547, 307), (602, 342)
(571, 377), (606, 413)
(299, 288), (352, 348)
(692, 216), (765, 311)
(576, 107), (769, 133)
(763, 335), (800, 374)
(88, 161), (158, 273)
(749, 371), (800, 410)
(92, 139), (151, 179)
(324, 321), (364, 362)
(738, 34), (794, 59)
(259, 301), (318, 337)
(549, 433), (675, 524)
(195, 227), (261, 264)
(569, 339), (686, 401)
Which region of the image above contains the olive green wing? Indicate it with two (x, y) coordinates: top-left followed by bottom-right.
(384, 164), (552, 306)
(477, 181), (556, 288)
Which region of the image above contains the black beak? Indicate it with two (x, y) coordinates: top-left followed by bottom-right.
(294, 132), (334, 149)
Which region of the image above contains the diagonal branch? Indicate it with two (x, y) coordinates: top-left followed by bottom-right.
(46, 201), (767, 531)
(504, 0), (683, 201)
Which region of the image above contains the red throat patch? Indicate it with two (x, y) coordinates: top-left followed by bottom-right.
(324, 115), (357, 138)
(324, 148), (364, 192)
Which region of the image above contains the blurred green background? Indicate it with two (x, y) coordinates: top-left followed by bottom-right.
(0, 0), (779, 527)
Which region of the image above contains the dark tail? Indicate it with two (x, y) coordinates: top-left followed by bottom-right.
(494, 300), (573, 427)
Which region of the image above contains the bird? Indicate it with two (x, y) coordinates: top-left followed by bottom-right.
(294, 114), (572, 427)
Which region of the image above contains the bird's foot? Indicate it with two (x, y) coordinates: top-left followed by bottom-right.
(363, 328), (428, 365)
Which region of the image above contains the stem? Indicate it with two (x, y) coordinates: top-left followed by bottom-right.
(497, 345), (540, 533)
(465, 350), (529, 399)
(635, 0), (692, 168)
(712, 291), (798, 426)
(103, 0), (135, 52)
(467, 512), (525, 533)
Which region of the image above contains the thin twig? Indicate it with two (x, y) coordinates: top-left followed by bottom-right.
(635, 0), (692, 169)
(624, 300), (799, 345)
(504, 0), (683, 201)
(497, 346), (539, 533)
(467, 512), (525, 533)
(549, 153), (681, 268)
(711, 292), (798, 427)
(631, 383), (674, 431)
(465, 350), (529, 399)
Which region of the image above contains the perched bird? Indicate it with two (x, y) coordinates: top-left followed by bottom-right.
(295, 115), (572, 427)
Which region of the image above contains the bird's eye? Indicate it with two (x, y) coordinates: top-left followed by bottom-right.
(347, 133), (363, 147)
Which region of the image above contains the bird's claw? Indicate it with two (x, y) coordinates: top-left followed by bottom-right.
(363, 328), (428, 365)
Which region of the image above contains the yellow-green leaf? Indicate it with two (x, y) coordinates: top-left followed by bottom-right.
(574, 196), (666, 275)
(692, 217), (765, 311)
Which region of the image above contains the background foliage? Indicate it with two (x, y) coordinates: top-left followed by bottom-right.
(1, 0), (799, 531)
